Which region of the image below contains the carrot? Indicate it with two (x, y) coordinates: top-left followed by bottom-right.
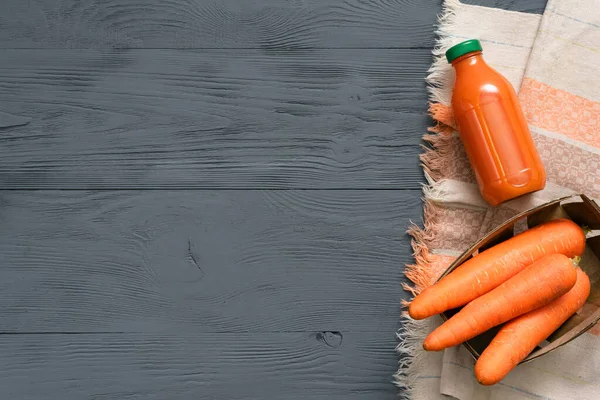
(409, 218), (585, 320)
(423, 253), (578, 352)
(475, 267), (591, 385)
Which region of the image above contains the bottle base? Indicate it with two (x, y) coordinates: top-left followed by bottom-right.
(480, 169), (546, 207)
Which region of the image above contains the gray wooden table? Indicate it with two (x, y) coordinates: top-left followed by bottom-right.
(0, 1), (545, 398)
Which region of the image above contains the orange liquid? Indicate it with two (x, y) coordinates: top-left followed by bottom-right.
(451, 51), (546, 206)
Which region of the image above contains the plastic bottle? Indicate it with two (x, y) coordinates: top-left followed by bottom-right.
(446, 39), (546, 206)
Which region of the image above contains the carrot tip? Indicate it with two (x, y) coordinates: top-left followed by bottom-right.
(475, 377), (496, 386)
(474, 366), (500, 386)
(422, 338), (442, 352)
(407, 303), (427, 320)
(422, 339), (432, 351)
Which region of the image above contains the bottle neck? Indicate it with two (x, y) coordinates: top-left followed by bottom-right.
(451, 51), (484, 73)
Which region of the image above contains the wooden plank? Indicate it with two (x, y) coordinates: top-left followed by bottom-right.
(0, 0), (441, 49)
(0, 0), (548, 50)
(0, 190), (419, 333)
(0, 48), (428, 189)
(466, 0), (547, 13)
(0, 332), (399, 399)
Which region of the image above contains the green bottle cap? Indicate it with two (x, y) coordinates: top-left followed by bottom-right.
(445, 39), (483, 63)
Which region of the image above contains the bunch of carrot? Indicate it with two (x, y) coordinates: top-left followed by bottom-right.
(408, 218), (591, 386)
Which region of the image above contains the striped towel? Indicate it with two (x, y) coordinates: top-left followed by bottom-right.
(396, 0), (600, 399)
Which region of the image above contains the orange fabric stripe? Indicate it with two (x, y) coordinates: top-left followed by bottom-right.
(519, 78), (600, 149)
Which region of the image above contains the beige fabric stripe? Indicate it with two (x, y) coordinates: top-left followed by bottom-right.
(425, 203), (488, 252)
(534, 131), (600, 198)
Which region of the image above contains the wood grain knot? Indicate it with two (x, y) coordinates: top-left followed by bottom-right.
(188, 239), (204, 279)
(315, 331), (343, 348)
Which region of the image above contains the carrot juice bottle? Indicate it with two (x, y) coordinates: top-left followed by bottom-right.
(446, 39), (546, 206)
